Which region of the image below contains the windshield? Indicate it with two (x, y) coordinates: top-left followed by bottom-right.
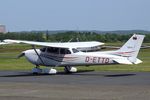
(40, 47), (46, 52)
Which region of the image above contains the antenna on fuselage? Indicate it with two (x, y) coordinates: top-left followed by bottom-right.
(76, 38), (79, 42)
(68, 38), (73, 42)
(68, 38), (80, 42)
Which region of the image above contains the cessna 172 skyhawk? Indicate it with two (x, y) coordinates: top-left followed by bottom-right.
(3, 34), (145, 74)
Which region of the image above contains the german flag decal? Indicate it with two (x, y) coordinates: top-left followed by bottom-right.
(133, 36), (137, 40)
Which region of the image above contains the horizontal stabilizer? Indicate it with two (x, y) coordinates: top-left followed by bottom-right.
(113, 58), (133, 65)
(134, 58), (142, 64)
(113, 58), (142, 65)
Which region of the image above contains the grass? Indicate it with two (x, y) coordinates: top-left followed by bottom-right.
(0, 44), (150, 72)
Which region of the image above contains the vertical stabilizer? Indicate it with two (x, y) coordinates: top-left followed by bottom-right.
(117, 34), (145, 64)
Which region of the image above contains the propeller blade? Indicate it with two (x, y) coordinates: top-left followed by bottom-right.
(17, 52), (25, 58)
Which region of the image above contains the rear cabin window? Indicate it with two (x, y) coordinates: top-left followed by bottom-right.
(60, 48), (71, 54)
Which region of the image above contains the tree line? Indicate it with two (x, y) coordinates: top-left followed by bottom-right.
(0, 31), (150, 43)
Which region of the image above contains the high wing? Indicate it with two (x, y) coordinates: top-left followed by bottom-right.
(101, 46), (120, 49)
(102, 45), (150, 49)
(3, 39), (104, 48)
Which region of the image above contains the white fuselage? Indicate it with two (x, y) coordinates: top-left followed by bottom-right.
(24, 49), (123, 67)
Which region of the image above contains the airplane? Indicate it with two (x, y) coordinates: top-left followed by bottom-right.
(3, 34), (145, 74)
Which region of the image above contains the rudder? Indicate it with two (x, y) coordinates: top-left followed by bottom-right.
(117, 34), (145, 64)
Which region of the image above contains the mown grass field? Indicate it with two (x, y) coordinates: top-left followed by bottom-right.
(0, 43), (150, 72)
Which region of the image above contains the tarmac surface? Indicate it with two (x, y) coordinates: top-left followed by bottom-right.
(0, 70), (150, 100)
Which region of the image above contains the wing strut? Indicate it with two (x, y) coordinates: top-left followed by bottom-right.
(32, 45), (45, 66)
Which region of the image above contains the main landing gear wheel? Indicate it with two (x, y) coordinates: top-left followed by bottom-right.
(43, 68), (57, 75)
(64, 66), (77, 73)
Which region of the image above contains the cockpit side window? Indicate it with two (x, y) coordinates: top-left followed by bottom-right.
(60, 48), (65, 54)
(72, 48), (79, 53)
(60, 48), (71, 54)
(46, 47), (71, 54)
(47, 47), (59, 54)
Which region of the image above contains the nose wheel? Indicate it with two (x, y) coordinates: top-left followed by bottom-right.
(32, 66), (57, 75)
(32, 66), (42, 74)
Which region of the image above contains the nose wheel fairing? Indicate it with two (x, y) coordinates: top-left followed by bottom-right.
(32, 67), (42, 74)
(32, 67), (57, 75)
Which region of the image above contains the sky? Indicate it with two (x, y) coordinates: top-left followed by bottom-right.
(0, 0), (150, 32)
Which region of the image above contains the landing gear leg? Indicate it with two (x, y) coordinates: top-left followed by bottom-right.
(64, 66), (71, 73)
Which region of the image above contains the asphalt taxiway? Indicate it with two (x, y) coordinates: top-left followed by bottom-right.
(0, 70), (150, 100)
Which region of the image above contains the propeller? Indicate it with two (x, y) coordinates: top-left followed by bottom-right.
(17, 52), (25, 59)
